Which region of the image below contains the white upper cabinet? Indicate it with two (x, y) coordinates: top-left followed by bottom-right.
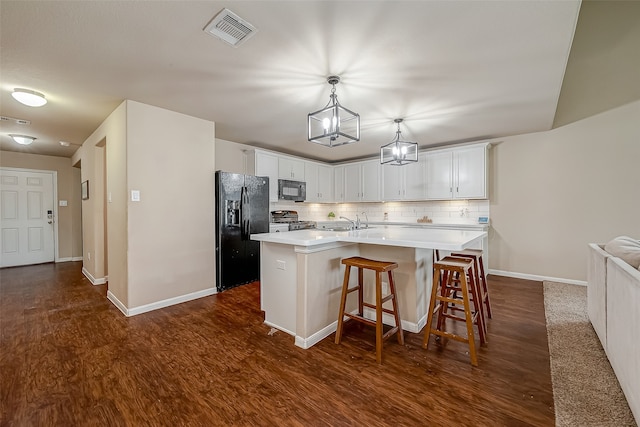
(247, 150), (279, 202)
(249, 143), (487, 204)
(305, 162), (334, 202)
(425, 144), (487, 200)
(344, 160), (380, 202)
(334, 166), (345, 203)
(425, 150), (454, 200)
(454, 145), (487, 199)
(278, 157), (305, 181)
(381, 154), (426, 201)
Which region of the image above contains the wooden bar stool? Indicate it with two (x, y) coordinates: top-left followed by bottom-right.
(423, 256), (483, 366)
(444, 254), (488, 341)
(451, 249), (492, 319)
(335, 256), (404, 364)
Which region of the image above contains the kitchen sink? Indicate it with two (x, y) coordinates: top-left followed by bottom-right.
(321, 226), (375, 232)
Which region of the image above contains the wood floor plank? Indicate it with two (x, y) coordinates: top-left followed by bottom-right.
(0, 262), (554, 426)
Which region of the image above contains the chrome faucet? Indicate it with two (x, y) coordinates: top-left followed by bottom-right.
(361, 212), (369, 229)
(339, 215), (360, 230)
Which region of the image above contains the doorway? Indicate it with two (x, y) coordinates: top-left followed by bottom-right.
(0, 168), (56, 267)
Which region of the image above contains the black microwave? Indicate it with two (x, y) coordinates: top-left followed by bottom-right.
(278, 179), (306, 202)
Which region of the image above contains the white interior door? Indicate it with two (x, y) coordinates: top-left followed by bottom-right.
(1, 169), (55, 267)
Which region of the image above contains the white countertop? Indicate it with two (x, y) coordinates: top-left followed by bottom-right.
(315, 220), (489, 231)
(251, 227), (487, 251)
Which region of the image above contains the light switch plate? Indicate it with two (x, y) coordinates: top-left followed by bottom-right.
(131, 190), (141, 202)
(59, 200), (68, 207)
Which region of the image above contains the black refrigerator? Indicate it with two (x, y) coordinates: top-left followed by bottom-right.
(215, 171), (269, 292)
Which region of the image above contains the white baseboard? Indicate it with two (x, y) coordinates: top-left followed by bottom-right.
(108, 287), (217, 317)
(264, 321), (295, 337)
(488, 269), (587, 286)
(362, 307), (423, 333)
(107, 291), (128, 316)
(295, 321), (337, 349)
(82, 267), (107, 285)
(55, 256), (83, 263)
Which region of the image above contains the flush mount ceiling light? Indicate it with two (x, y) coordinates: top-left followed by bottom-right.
(380, 119), (418, 166)
(308, 76), (360, 148)
(11, 88), (47, 107)
(9, 134), (36, 145)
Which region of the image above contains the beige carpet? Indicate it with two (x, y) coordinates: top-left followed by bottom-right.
(543, 281), (637, 427)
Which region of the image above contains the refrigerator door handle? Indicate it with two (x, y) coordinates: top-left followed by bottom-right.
(240, 186), (250, 240)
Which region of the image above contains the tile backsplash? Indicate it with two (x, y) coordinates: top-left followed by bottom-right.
(270, 200), (490, 225)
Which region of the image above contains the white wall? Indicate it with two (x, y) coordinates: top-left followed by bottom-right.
(126, 101), (216, 309)
(490, 100), (640, 282)
(72, 102), (127, 292)
(74, 100), (216, 313)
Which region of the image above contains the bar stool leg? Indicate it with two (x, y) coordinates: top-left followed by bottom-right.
(375, 271), (383, 364)
(387, 270), (404, 345)
(335, 264), (352, 344)
(478, 257), (492, 318)
(465, 266), (486, 345)
(423, 266), (442, 350)
(357, 267), (364, 317)
(460, 273), (478, 366)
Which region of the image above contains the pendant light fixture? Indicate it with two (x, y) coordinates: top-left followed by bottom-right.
(9, 134), (36, 145)
(12, 88), (47, 107)
(380, 119), (418, 165)
(308, 76), (360, 147)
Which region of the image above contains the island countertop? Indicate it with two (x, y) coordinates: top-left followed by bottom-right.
(251, 227), (487, 251)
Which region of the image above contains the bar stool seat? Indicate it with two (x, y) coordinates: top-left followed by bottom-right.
(423, 256), (484, 366)
(335, 256), (404, 364)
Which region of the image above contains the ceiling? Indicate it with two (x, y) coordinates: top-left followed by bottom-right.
(0, 1), (581, 163)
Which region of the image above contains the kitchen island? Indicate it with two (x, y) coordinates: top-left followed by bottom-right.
(251, 227), (487, 349)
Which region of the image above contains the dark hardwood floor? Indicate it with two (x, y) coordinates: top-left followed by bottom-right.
(0, 262), (554, 426)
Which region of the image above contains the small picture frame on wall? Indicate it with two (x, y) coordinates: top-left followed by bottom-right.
(81, 180), (89, 200)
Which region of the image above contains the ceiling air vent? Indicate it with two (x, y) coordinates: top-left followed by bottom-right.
(1, 116), (31, 125)
(203, 8), (257, 47)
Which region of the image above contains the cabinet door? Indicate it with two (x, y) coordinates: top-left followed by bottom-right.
(290, 159), (305, 181)
(454, 145), (486, 199)
(334, 166), (345, 203)
(317, 164), (334, 201)
(278, 157), (305, 180)
(381, 164), (403, 201)
(343, 163), (361, 202)
(360, 161), (380, 201)
(403, 154), (426, 200)
(255, 151), (279, 202)
(304, 162), (319, 202)
(425, 150), (453, 200)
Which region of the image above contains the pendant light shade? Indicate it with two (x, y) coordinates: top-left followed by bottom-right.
(308, 76), (360, 147)
(380, 119), (418, 165)
(9, 134), (36, 145)
(12, 88), (47, 107)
